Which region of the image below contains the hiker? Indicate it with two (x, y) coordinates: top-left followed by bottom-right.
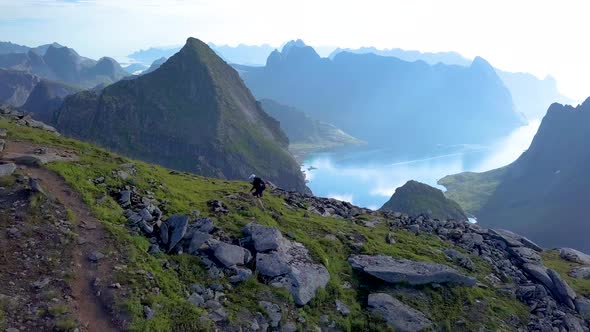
(249, 174), (266, 198)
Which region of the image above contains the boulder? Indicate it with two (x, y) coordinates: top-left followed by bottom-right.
(187, 231), (210, 255)
(159, 222), (169, 245)
(489, 229), (542, 252)
(193, 217), (215, 233)
(547, 269), (577, 309)
(522, 263), (554, 290)
(243, 222), (285, 252)
(259, 301), (282, 328)
(229, 267), (253, 283)
(569, 266), (590, 279)
(0, 163), (16, 177)
(574, 297), (590, 319)
(0, 139), (5, 153)
(507, 246), (542, 265)
(166, 215), (189, 252)
(335, 299), (350, 316)
(118, 191), (131, 207)
(349, 255), (477, 286)
(367, 293), (432, 332)
(256, 252), (292, 277)
(282, 260), (330, 305)
(213, 242), (250, 267)
(559, 248), (590, 265)
(444, 248), (475, 271)
(12, 155), (44, 167)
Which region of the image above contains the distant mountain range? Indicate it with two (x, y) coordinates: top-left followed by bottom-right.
(0, 41), (64, 56)
(259, 99), (364, 160)
(0, 43), (127, 88)
(331, 46), (572, 121)
(380, 180), (467, 221)
(128, 43), (275, 66)
(440, 98), (590, 252)
(237, 41), (523, 155)
(54, 38), (308, 193)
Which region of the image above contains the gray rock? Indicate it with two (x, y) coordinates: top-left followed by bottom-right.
(335, 299), (350, 316)
(522, 263), (554, 289)
(281, 321), (297, 332)
(349, 254), (477, 286)
(284, 260), (330, 305)
(547, 269), (576, 309)
(187, 231), (210, 255)
(208, 308), (229, 322)
(569, 266), (590, 279)
(229, 267), (253, 283)
(0, 139), (4, 152)
(193, 217), (215, 233)
(188, 293), (205, 307)
(147, 244), (161, 256)
(139, 208), (153, 222)
(574, 297), (590, 319)
(13, 155), (43, 167)
(386, 232), (396, 244)
(489, 229), (542, 251)
(560, 248), (590, 265)
(88, 251), (105, 262)
(167, 215), (188, 252)
(259, 301), (282, 328)
(159, 222), (169, 245)
(0, 128), (6, 137)
(367, 293), (432, 332)
(256, 252), (292, 277)
(33, 277), (51, 289)
(139, 220), (153, 234)
(143, 305), (155, 319)
(460, 232), (484, 247)
(444, 248), (475, 271)
(213, 242), (249, 268)
(507, 246), (542, 265)
(0, 163), (16, 177)
(243, 222), (285, 252)
(118, 191), (131, 207)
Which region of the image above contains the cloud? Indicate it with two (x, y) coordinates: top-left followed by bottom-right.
(327, 193), (354, 204)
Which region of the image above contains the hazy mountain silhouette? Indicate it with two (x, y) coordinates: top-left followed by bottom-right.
(21, 79), (80, 123)
(329, 46), (471, 66)
(0, 68), (41, 106)
(0, 44), (127, 88)
(238, 40), (522, 155)
(55, 38), (308, 193)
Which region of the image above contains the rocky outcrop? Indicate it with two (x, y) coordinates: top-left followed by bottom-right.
(367, 293), (432, 332)
(349, 254), (477, 286)
(243, 223), (330, 305)
(561, 248), (590, 265)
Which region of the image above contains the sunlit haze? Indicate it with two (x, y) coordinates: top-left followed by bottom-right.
(0, 0), (588, 101)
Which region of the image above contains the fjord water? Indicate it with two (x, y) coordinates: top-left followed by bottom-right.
(303, 120), (540, 209)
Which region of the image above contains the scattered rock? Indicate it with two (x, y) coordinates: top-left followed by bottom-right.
(12, 155), (44, 167)
(243, 222), (284, 252)
(547, 269), (577, 309)
(211, 241), (250, 267)
(335, 299), (350, 316)
(144, 305), (155, 319)
(349, 254), (477, 286)
(444, 248), (475, 271)
(0, 163), (16, 177)
(32, 277), (51, 290)
(88, 251), (105, 262)
(166, 214), (189, 252)
(489, 229), (542, 252)
(386, 232), (396, 244)
(187, 231), (210, 255)
(0, 128), (7, 137)
(229, 267), (253, 283)
(188, 293), (205, 307)
(560, 248), (590, 265)
(118, 191), (131, 207)
(207, 200), (228, 213)
(259, 301), (282, 328)
(367, 293), (432, 332)
(570, 266), (590, 279)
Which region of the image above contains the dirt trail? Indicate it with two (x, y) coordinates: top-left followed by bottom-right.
(4, 140), (120, 332)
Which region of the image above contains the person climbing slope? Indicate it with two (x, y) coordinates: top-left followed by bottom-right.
(249, 174), (266, 198)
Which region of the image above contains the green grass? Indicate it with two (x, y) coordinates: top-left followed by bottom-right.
(438, 168), (508, 215)
(0, 118), (530, 331)
(542, 250), (590, 297)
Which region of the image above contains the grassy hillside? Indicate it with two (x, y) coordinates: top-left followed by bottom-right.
(0, 119), (530, 331)
(438, 167), (507, 215)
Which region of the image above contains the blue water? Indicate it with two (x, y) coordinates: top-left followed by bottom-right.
(301, 121), (540, 209)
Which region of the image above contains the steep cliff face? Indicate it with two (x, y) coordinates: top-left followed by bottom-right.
(55, 38), (308, 193)
(0, 68), (40, 106)
(442, 98), (590, 252)
(21, 80), (80, 123)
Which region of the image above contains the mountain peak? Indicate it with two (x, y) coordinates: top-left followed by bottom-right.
(282, 39), (307, 52)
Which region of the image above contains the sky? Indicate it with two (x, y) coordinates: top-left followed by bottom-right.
(0, 0), (588, 101)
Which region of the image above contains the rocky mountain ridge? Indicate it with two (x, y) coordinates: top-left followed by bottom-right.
(1, 110), (590, 331)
